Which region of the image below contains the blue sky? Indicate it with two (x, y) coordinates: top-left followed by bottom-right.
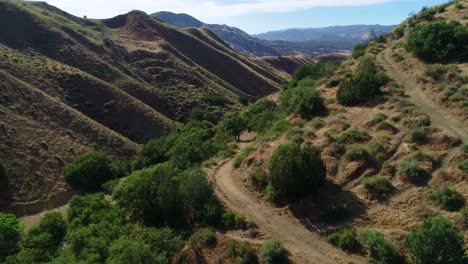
(45, 0), (449, 34)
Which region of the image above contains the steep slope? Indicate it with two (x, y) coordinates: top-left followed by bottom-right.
(0, 0), (285, 212)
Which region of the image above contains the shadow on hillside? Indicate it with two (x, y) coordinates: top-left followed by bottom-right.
(289, 181), (367, 233)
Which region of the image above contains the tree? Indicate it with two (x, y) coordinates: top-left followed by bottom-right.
(132, 137), (169, 170)
(269, 143), (326, 200)
(178, 168), (214, 223)
(22, 212), (67, 262)
(406, 21), (468, 62)
(222, 112), (248, 142)
(405, 216), (464, 264)
(0, 213), (23, 259)
(64, 152), (117, 192)
(280, 86), (326, 118)
(114, 163), (182, 226)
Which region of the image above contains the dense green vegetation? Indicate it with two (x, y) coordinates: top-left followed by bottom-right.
(287, 61), (339, 89)
(64, 152), (117, 192)
(268, 143), (326, 201)
(352, 43), (368, 59)
(337, 58), (389, 105)
(360, 175), (393, 197)
(0, 213), (23, 260)
(327, 228), (361, 253)
(406, 21), (468, 62)
(280, 85), (326, 118)
(405, 216), (465, 264)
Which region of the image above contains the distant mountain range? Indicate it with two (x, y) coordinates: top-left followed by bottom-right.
(152, 12), (395, 56)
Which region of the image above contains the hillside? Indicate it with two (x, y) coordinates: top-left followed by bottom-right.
(152, 11), (393, 56)
(254, 25), (396, 42)
(0, 0), (289, 212)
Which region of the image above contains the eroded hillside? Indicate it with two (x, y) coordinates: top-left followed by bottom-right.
(0, 0), (300, 211)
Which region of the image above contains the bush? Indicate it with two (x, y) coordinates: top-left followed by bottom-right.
(269, 144), (326, 201)
(344, 145), (371, 162)
(21, 212), (67, 262)
(461, 144), (468, 153)
(132, 138), (169, 170)
(398, 160), (428, 184)
(204, 94), (227, 106)
(0, 213), (23, 259)
(280, 86), (326, 118)
(370, 113), (387, 125)
(405, 127), (430, 143)
(189, 228), (217, 248)
(288, 61), (339, 88)
(375, 122), (398, 134)
(455, 207), (468, 229)
(327, 76), (342, 87)
(64, 152), (117, 192)
(357, 229), (401, 264)
(459, 159), (468, 172)
(336, 129), (370, 144)
(352, 43), (367, 59)
(107, 237), (158, 264)
(424, 65), (448, 80)
(226, 240), (258, 264)
(405, 216), (464, 264)
(260, 239), (287, 264)
(245, 99), (279, 134)
(405, 21), (468, 62)
(428, 185), (465, 211)
(222, 211), (246, 230)
(361, 176), (393, 197)
(327, 228), (361, 253)
(337, 58), (388, 105)
(309, 117), (326, 129)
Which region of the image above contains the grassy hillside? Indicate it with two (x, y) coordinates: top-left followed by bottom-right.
(0, 0), (291, 211)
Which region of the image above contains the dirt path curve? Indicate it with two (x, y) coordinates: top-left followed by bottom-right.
(376, 48), (468, 143)
(209, 144), (365, 264)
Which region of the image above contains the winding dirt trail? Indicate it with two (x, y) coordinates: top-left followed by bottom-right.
(210, 151), (365, 264)
(376, 48), (468, 143)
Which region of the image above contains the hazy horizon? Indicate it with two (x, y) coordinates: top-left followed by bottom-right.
(42, 0), (448, 34)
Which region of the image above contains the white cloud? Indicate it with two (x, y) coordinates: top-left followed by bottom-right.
(44, 0), (395, 22)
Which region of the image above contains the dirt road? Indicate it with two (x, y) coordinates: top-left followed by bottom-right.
(377, 48), (468, 143)
(210, 157), (365, 264)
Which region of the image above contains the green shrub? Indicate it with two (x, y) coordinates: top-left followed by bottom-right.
(327, 76), (342, 87)
(405, 216), (464, 264)
(189, 228), (217, 248)
(22, 212), (66, 262)
(461, 144), (468, 153)
(309, 117), (326, 129)
(405, 127), (430, 143)
(204, 94), (227, 106)
(222, 211), (246, 230)
(280, 86), (326, 118)
(458, 159), (468, 172)
(405, 21), (468, 62)
(64, 152), (117, 192)
(352, 43), (367, 59)
(424, 65), (448, 80)
(357, 229), (401, 264)
(337, 58), (389, 105)
(245, 99), (279, 134)
(0, 213), (23, 259)
(336, 129), (370, 144)
(428, 185), (465, 211)
(226, 240), (258, 264)
(370, 113), (387, 125)
(233, 147), (254, 168)
(107, 237), (158, 264)
(361, 176), (393, 197)
(132, 137), (169, 170)
(288, 61), (339, 88)
(327, 228), (361, 253)
(455, 207), (468, 229)
(375, 122), (398, 134)
(260, 239), (287, 264)
(269, 144), (326, 201)
(344, 145), (371, 162)
(392, 26), (405, 39)
(398, 160), (428, 184)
